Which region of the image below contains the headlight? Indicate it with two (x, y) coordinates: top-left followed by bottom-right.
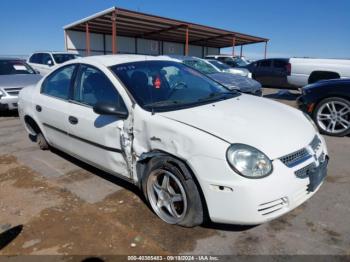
(226, 144), (272, 178)
(303, 112), (318, 132)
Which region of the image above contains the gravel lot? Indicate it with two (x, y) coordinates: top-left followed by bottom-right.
(0, 88), (349, 256)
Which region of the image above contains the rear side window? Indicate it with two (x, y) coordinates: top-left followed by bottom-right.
(73, 65), (126, 109)
(273, 60), (287, 68)
(41, 65), (76, 99)
(258, 60), (271, 67)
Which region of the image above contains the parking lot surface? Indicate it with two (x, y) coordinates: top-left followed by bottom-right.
(0, 88), (349, 256)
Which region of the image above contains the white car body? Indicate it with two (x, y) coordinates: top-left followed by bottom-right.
(288, 58), (350, 87)
(27, 52), (79, 76)
(18, 55), (328, 225)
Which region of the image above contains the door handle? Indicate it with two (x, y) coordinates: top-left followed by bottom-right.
(68, 116), (78, 125)
(36, 105), (42, 112)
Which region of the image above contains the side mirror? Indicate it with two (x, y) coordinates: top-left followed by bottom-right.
(47, 60), (53, 66)
(93, 102), (128, 119)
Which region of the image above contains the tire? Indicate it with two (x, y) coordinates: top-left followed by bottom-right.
(37, 132), (49, 150)
(142, 156), (203, 227)
(312, 97), (350, 137)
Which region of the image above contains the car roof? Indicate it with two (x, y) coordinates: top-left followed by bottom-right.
(67, 54), (177, 67)
(206, 54), (240, 58)
(31, 51), (76, 54)
(158, 55), (202, 62)
(206, 59), (221, 62)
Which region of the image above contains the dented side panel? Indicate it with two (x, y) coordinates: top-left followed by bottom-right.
(130, 106), (231, 184)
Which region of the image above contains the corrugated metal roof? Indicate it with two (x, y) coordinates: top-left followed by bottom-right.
(64, 7), (268, 48)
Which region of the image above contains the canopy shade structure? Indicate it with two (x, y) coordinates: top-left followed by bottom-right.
(64, 7), (269, 57)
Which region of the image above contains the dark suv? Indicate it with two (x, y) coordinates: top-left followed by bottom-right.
(246, 58), (295, 89)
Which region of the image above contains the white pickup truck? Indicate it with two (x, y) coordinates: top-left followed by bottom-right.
(289, 58), (350, 86)
(248, 58), (350, 88)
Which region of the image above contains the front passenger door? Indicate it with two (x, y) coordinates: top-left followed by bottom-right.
(66, 64), (131, 178)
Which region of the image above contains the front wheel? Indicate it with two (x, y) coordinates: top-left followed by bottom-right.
(142, 157), (204, 227)
(37, 132), (49, 150)
(313, 97), (350, 137)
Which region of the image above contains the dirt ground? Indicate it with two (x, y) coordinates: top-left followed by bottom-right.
(0, 88), (349, 258)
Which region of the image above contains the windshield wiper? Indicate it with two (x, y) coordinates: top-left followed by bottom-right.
(197, 92), (236, 102)
(144, 100), (182, 108)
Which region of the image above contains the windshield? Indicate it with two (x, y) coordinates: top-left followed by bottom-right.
(0, 60), (36, 75)
(111, 61), (238, 112)
(232, 57), (248, 67)
(182, 59), (218, 75)
(207, 60), (231, 70)
(52, 54), (78, 64)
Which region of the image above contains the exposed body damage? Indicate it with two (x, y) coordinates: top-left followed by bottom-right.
(118, 113), (134, 179)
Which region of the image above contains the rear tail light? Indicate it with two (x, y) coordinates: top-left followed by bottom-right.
(286, 63), (291, 76)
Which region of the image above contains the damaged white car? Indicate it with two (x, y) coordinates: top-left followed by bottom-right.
(18, 55), (328, 227)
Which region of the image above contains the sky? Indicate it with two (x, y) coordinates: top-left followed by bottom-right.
(0, 0), (349, 59)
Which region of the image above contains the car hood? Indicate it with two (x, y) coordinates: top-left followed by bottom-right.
(0, 74), (42, 88)
(160, 94), (316, 159)
(208, 72), (261, 93)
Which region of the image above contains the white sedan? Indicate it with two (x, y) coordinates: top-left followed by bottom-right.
(18, 55), (328, 227)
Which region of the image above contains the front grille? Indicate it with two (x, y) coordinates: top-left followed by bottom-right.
(280, 148), (311, 167)
(279, 135), (321, 168)
(4, 87), (22, 96)
(258, 197), (288, 216)
(295, 162), (316, 178)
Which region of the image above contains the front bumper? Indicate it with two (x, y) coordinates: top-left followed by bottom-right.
(197, 135), (327, 225)
(296, 95), (307, 110)
(296, 95), (314, 115)
(0, 96), (19, 111)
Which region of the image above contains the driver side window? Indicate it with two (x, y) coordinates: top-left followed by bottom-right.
(73, 65), (126, 111)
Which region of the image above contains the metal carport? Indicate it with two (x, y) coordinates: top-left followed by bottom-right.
(63, 7), (269, 58)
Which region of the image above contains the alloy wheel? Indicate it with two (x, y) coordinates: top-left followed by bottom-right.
(316, 101), (350, 134)
(146, 169), (187, 224)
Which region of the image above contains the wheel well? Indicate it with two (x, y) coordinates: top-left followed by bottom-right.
(308, 71), (340, 84)
(312, 95), (350, 115)
(136, 150), (194, 183)
(136, 150), (210, 222)
(24, 115), (41, 135)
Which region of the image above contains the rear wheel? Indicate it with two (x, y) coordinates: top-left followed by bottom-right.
(313, 97), (350, 137)
(142, 157), (203, 227)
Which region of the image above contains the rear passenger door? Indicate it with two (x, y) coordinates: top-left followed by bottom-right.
(66, 64), (131, 178)
(36, 64), (78, 151)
